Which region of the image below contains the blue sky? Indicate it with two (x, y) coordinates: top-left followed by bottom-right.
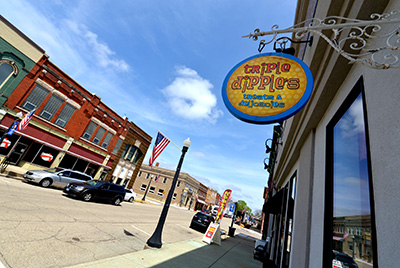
(2, 0), (298, 211)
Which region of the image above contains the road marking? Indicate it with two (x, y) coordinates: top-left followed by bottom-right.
(176, 224), (189, 230)
(131, 225), (151, 236)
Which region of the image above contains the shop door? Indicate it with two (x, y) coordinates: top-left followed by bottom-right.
(7, 143), (28, 165)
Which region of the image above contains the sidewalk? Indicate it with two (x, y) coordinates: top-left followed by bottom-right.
(68, 233), (261, 268)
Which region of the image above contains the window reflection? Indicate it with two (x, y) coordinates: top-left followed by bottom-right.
(332, 93), (373, 267)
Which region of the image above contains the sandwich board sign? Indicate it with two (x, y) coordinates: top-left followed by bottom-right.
(202, 222), (221, 246)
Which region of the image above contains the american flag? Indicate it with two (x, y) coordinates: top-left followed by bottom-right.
(18, 109), (36, 131)
(154, 174), (160, 183)
(149, 131), (170, 166)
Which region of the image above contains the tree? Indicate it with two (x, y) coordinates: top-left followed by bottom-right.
(252, 209), (262, 219)
(236, 200), (252, 214)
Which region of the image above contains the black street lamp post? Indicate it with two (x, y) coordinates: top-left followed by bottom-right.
(146, 138), (191, 248)
(142, 175), (153, 201)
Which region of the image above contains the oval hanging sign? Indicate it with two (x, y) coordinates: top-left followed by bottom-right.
(222, 52), (313, 124)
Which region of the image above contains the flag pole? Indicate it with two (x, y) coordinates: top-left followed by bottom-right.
(158, 130), (181, 152)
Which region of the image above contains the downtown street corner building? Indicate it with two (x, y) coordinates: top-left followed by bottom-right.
(131, 163), (210, 210)
(261, 0), (400, 268)
(0, 16), (150, 181)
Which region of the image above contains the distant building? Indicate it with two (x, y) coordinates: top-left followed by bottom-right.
(133, 164), (201, 210)
(194, 183), (208, 211)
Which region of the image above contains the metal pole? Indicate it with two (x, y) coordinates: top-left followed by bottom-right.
(146, 144), (189, 248)
(141, 176), (152, 201)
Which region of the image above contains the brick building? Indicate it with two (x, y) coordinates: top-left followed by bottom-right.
(194, 183), (208, 211)
(0, 17), (150, 179)
(107, 122), (151, 189)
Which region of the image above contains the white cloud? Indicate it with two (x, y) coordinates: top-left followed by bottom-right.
(162, 66), (223, 123)
(64, 20), (130, 72)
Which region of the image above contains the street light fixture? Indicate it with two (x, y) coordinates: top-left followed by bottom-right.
(146, 137), (191, 248)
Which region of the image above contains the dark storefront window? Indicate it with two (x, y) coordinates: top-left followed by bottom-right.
(325, 79), (377, 267)
(59, 153), (99, 176)
(73, 158), (89, 172)
(22, 142), (42, 163)
(59, 154), (76, 169)
(31, 145), (59, 168)
(0, 132), (21, 157)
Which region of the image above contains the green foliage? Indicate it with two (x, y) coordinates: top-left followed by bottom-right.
(236, 200), (252, 214)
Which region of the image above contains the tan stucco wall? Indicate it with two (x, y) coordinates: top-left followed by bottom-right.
(0, 17), (44, 62)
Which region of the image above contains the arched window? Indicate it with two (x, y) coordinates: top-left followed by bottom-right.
(0, 60), (18, 87)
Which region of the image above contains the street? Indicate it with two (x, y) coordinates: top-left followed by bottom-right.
(0, 176), (260, 268)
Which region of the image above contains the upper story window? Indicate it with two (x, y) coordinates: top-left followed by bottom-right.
(92, 127), (105, 145)
(112, 138), (123, 155)
(22, 84), (48, 110)
(82, 122), (97, 140)
(55, 103), (75, 128)
(121, 144), (143, 164)
(126, 146), (137, 161)
(39, 94), (63, 121)
(0, 61), (15, 87)
(81, 122), (115, 150)
(325, 79), (377, 267)
(21, 83), (76, 128)
(162, 177), (167, 184)
(101, 132), (113, 149)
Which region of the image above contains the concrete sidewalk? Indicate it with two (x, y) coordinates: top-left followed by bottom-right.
(68, 233), (261, 268)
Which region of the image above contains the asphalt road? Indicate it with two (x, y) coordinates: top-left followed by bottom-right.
(0, 176), (260, 268)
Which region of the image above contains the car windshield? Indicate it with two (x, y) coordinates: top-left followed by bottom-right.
(196, 213), (210, 220)
(85, 180), (104, 186)
(45, 167), (64, 173)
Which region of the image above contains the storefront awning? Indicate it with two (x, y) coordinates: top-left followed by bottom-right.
(196, 199), (207, 205)
(263, 189), (284, 214)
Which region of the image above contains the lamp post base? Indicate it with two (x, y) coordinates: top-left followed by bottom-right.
(146, 230), (162, 248)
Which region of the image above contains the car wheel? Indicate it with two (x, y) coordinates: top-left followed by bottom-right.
(113, 197), (122, 206)
(128, 197), (134, 203)
(82, 192), (92, 202)
(39, 178), (52, 188)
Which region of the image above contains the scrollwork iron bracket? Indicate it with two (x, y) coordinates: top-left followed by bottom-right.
(243, 10), (400, 69)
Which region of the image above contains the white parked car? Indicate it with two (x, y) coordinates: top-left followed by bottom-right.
(124, 189), (137, 202)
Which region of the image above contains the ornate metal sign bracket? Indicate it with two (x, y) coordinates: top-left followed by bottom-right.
(243, 10), (400, 69)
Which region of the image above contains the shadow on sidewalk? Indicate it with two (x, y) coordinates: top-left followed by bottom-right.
(150, 235), (261, 268)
